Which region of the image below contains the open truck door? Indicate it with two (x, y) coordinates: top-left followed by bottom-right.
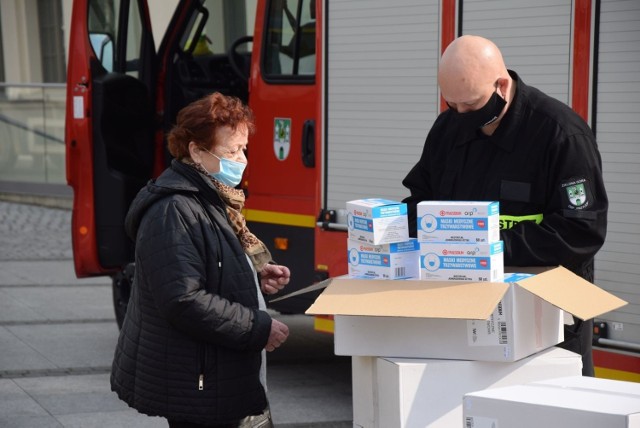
(65, 0), (157, 327)
(65, 0), (270, 327)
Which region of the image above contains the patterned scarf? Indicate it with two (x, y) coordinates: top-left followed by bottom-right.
(185, 160), (273, 272)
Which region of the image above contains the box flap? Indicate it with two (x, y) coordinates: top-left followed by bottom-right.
(516, 266), (627, 320)
(305, 278), (510, 320)
(268, 277), (334, 303)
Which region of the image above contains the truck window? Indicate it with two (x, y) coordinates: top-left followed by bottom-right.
(264, 0), (316, 78)
(88, 0), (117, 72)
(174, 0), (254, 56)
(123, 0), (143, 77)
(88, 0), (145, 77)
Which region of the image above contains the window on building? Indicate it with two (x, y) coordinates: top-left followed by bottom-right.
(0, 6), (5, 84)
(37, 0), (66, 82)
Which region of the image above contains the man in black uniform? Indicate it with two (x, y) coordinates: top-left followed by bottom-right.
(402, 35), (607, 375)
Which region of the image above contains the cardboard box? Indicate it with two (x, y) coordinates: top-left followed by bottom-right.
(332, 285), (563, 361)
(353, 347), (582, 428)
(417, 201), (500, 243)
(463, 376), (640, 428)
(420, 241), (504, 282)
(348, 239), (420, 280)
(306, 266), (626, 361)
(347, 198), (409, 245)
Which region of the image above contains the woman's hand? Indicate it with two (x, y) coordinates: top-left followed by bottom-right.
(265, 318), (289, 352)
(260, 264), (290, 295)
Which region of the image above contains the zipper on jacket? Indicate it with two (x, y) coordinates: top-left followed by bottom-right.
(197, 344), (206, 391)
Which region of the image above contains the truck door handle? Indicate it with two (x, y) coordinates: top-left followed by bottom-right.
(301, 119), (315, 168)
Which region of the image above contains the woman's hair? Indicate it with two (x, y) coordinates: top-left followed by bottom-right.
(167, 92), (255, 159)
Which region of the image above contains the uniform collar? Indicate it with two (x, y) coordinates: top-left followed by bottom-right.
(487, 70), (526, 152)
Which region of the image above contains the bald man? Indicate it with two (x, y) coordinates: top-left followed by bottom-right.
(403, 35), (608, 375)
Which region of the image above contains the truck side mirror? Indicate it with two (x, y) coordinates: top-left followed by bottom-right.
(89, 32), (114, 72)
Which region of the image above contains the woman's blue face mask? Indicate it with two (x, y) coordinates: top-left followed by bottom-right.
(201, 148), (246, 187)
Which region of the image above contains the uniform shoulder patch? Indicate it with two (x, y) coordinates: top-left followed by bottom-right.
(561, 178), (592, 210)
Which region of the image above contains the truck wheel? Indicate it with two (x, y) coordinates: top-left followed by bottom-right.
(112, 263), (135, 329)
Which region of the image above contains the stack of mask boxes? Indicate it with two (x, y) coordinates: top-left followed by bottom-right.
(342, 200), (584, 427)
(417, 200), (504, 282)
(346, 198), (419, 280)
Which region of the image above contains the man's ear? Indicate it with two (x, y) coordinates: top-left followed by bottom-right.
(496, 77), (509, 99)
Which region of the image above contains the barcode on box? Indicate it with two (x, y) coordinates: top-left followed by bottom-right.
(499, 321), (508, 344)
(395, 267), (406, 278)
(464, 415), (498, 428)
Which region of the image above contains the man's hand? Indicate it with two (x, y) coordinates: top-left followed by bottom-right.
(265, 319), (289, 352)
(260, 264), (290, 295)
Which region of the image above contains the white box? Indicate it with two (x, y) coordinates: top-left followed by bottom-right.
(417, 201), (499, 243)
(347, 198), (409, 245)
(420, 241), (504, 282)
(348, 239), (420, 280)
(333, 284), (563, 361)
(353, 348), (582, 428)
(306, 267), (627, 362)
(463, 376), (640, 428)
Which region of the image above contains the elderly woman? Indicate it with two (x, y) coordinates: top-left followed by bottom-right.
(111, 92), (290, 428)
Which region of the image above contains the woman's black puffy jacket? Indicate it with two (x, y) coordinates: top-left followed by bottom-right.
(111, 160), (272, 424)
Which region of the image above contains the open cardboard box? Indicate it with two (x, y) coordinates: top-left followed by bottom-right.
(301, 266), (626, 361)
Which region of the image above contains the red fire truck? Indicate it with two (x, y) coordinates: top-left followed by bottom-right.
(65, 0), (640, 381)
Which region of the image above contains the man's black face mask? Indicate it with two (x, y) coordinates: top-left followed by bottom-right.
(448, 89), (506, 131)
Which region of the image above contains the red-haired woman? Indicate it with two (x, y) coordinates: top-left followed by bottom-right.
(111, 92), (289, 427)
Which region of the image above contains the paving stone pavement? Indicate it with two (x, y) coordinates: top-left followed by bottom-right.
(0, 201), (73, 261)
(0, 200), (353, 427)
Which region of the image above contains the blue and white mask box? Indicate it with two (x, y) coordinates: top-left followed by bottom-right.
(417, 201), (500, 243)
(348, 239), (420, 280)
(347, 199), (409, 245)
(420, 241), (504, 282)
